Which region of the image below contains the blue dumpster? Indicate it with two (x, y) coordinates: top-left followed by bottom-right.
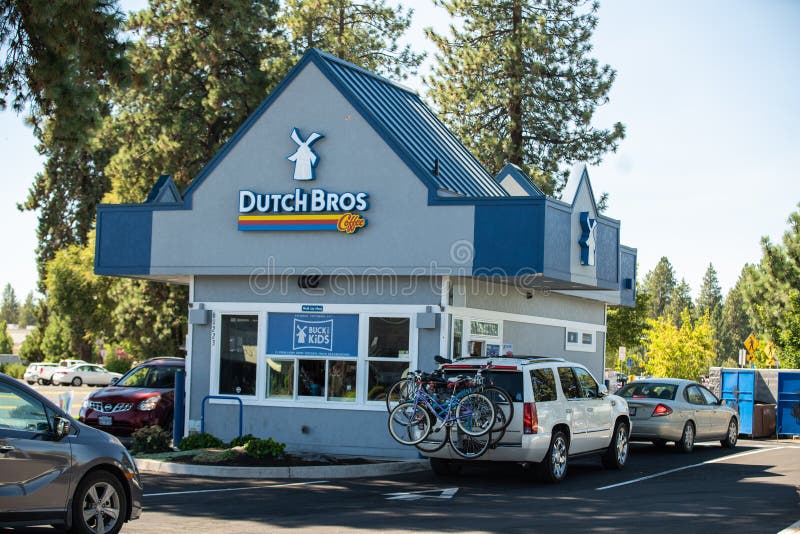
(777, 371), (800, 437)
(721, 369), (755, 435)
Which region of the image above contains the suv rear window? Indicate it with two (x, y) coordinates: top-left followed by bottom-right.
(531, 368), (557, 402)
(442, 370), (524, 402)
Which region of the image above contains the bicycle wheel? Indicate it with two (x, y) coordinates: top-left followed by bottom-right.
(455, 392), (496, 437)
(449, 426), (491, 459)
(415, 423), (449, 453)
(482, 386), (515, 433)
(385, 378), (417, 413)
(388, 401), (431, 446)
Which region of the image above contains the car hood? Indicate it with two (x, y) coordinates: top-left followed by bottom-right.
(88, 386), (170, 401)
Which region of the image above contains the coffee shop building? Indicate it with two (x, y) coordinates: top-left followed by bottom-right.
(94, 49), (637, 458)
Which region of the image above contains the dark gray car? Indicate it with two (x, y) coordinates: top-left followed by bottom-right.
(0, 372), (142, 532)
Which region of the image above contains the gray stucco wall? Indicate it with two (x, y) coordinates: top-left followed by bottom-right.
(194, 275), (442, 305)
(150, 62), (475, 276)
(503, 321), (605, 380)
(456, 278), (606, 325)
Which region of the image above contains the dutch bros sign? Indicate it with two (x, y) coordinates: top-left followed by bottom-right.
(237, 127), (368, 234)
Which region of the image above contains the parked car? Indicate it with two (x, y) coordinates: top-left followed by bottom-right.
(0, 371), (142, 532)
(79, 357), (184, 437)
(617, 378), (738, 452)
(22, 362), (59, 385)
(38, 360), (88, 385)
(421, 356), (631, 483)
(52, 364), (122, 387)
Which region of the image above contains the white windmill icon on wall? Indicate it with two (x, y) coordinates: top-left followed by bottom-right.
(287, 127), (324, 181)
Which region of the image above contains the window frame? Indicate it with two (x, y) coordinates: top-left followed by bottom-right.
(565, 328), (596, 353)
(211, 311), (263, 400)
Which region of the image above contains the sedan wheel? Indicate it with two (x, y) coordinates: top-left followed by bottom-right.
(70, 471), (126, 534)
(677, 421), (695, 453)
(721, 418), (738, 448)
(72, 377), (83, 387)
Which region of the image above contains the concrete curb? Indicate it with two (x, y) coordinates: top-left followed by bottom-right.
(135, 458), (430, 479)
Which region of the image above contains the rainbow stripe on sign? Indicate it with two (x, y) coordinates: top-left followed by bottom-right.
(238, 213), (366, 234)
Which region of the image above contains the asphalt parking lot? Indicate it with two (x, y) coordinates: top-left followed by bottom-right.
(7, 439), (798, 533)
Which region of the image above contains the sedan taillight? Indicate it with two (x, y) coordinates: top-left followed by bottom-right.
(523, 402), (538, 434)
(652, 403), (673, 417)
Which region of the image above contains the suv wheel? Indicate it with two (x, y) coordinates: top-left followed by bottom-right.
(539, 430), (569, 483)
(677, 421), (695, 453)
(69, 471), (127, 534)
(602, 421), (629, 469)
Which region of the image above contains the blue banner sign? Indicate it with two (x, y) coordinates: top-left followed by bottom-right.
(267, 313), (359, 357)
(301, 305), (324, 312)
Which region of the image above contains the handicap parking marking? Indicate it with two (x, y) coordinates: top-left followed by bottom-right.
(143, 480), (329, 497)
(596, 446), (787, 491)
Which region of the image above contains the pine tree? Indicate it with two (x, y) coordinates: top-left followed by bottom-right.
(718, 271), (756, 362)
(95, 0), (291, 356)
(282, 0), (424, 79)
(426, 0), (625, 193)
(0, 321), (13, 354)
(697, 264), (722, 316)
(641, 257), (677, 320)
(0, 284), (20, 324)
(665, 279), (694, 327)
(18, 292), (37, 328)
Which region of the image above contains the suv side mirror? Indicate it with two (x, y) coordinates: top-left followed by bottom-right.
(434, 355), (452, 365)
(54, 416), (71, 441)
(598, 384), (609, 397)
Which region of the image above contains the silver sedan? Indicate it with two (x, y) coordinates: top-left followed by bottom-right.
(617, 378), (739, 453)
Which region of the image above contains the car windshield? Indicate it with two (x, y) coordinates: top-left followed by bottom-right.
(115, 365), (178, 388)
(618, 382), (678, 400)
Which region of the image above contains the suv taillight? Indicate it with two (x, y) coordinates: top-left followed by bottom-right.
(652, 403), (673, 417)
(523, 402), (538, 434)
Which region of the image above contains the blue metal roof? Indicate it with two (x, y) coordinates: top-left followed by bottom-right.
(314, 50), (507, 198)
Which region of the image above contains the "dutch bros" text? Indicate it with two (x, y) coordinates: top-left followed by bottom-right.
(239, 188), (368, 214)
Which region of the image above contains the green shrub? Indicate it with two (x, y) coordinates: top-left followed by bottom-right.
(228, 433), (256, 448)
(193, 449), (239, 464)
(178, 432), (224, 451)
(3, 363), (27, 379)
(243, 437), (285, 460)
(131, 425), (172, 455)
(104, 353), (133, 375)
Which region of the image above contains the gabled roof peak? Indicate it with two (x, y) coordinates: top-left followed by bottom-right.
(560, 163), (597, 212)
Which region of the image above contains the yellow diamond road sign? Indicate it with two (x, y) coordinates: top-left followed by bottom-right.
(744, 333), (759, 355)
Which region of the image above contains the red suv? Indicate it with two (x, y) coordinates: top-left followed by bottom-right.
(79, 357), (184, 437)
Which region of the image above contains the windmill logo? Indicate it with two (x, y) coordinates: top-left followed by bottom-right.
(287, 128), (324, 181)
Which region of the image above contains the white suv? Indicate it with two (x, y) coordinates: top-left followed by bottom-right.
(422, 356), (631, 483)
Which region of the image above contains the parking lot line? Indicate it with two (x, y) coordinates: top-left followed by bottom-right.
(143, 480), (329, 497)
(595, 447), (786, 491)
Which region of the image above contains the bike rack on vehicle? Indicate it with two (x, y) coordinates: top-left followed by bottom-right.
(200, 395), (243, 438)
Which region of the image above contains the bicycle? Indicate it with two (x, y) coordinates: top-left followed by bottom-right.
(387, 374), (496, 447)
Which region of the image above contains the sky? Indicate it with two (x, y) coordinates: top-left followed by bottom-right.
(0, 0), (798, 301)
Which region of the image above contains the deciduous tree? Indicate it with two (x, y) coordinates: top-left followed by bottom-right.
(426, 0), (624, 193)
(0, 321), (13, 354)
(643, 309), (716, 380)
(605, 288), (649, 368)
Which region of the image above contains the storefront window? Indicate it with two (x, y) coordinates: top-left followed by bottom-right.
(368, 317), (410, 357)
(367, 361), (409, 401)
(470, 320), (499, 337)
(451, 318), (463, 358)
(327, 360), (357, 402)
(298, 360), (325, 397)
(266, 358), (294, 398)
(219, 315), (258, 396)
